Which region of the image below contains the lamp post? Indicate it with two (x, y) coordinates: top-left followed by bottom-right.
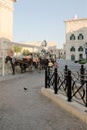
(84, 43), (87, 61)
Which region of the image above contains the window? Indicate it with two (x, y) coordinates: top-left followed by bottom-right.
(78, 46), (83, 51)
(79, 54), (83, 60)
(71, 55), (75, 61)
(78, 33), (84, 40)
(70, 47), (75, 52)
(70, 34), (75, 40)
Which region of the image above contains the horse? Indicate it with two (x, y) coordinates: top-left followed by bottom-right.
(5, 56), (16, 75)
(5, 56), (33, 74)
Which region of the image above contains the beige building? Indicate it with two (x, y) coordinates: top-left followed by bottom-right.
(64, 17), (87, 61)
(0, 0), (16, 55)
(0, 0), (16, 76)
(0, 0), (16, 41)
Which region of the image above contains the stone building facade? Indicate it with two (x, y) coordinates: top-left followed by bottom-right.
(0, 0), (16, 76)
(0, 0), (16, 55)
(64, 18), (87, 61)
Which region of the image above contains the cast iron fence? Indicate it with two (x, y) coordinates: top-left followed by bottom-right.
(45, 65), (87, 107)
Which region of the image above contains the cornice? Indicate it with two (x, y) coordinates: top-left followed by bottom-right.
(64, 18), (87, 23)
(0, 1), (14, 11)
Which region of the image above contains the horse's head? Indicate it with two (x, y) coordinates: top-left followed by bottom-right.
(5, 56), (12, 63)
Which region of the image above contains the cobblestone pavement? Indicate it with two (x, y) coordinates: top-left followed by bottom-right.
(0, 71), (87, 130)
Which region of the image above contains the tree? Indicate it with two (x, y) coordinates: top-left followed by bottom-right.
(14, 45), (22, 53)
(22, 49), (30, 56)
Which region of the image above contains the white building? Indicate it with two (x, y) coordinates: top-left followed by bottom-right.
(64, 17), (87, 61)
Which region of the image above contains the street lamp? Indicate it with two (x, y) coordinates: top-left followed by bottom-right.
(84, 43), (87, 61)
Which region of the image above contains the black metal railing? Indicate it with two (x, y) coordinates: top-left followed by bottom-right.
(45, 64), (87, 107)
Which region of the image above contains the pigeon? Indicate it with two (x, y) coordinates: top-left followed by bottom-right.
(24, 87), (28, 91)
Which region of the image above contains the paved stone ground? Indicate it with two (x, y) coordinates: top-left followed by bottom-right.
(0, 71), (87, 130)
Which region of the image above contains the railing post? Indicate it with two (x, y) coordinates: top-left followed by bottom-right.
(47, 66), (50, 88)
(64, 65), (68, 78)
(85, 81), (87, 107)
(45, 66), (47, 88)
(80, 65), (85, 85)
(64, 65), (68, 90)
(67, 70), (72, 102)
(54, 68), (58, 94)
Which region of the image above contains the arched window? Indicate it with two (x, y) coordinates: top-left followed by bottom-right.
(78, 33), (84, 40)
(71, 55), (75, 61)
(79, 54), (83, 60)
(78, 46), (83, 51)
(70, 34), (75, 40)
(70, 47), (75, 52)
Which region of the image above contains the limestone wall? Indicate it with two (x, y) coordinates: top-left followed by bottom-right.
(0, 0), (14, 41)
(65, 18), (87, 60)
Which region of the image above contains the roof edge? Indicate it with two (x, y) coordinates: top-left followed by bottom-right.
(64, 18), (87, 23)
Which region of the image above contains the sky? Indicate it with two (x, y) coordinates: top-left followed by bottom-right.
(13, 0), (87, 48)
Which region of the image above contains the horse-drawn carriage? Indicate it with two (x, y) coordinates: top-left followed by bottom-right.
(5, 56), (34, 74)
(5, 55), (55, 75)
